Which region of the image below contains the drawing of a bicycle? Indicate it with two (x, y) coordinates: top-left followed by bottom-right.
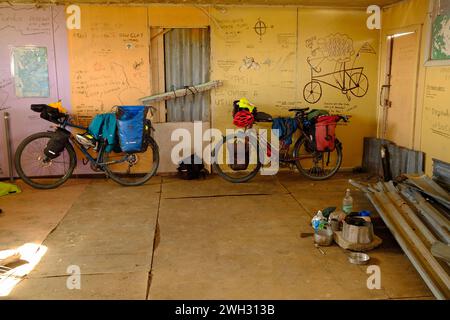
(303, 58), (369, 104)
(302, 34), (374, 104)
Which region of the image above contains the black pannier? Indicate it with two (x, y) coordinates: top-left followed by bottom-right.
(227, 137), (250, 171)
(31, 104), (66, 124)
(139, 119), (153, 153)
(44, 128), (71, 159)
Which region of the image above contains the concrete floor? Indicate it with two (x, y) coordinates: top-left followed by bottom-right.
(0, 172), (433, 299)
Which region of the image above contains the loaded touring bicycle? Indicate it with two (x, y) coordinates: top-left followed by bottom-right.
(15, 102), (159, 189)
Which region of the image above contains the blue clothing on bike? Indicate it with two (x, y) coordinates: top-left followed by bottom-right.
(272, 118), (298, 145)
(88, 113), (118, 152)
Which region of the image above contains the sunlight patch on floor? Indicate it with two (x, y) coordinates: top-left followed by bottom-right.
(0, 243), (48, 297)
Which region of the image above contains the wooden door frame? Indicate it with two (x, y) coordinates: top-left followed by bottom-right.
(377, 24), (422, 149)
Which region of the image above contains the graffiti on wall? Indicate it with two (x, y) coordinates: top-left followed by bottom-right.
(253, 18), (273, 41)
(303, 33), (376, 104)
(424, 68), (450, 140)
(68, 6), (150, 117)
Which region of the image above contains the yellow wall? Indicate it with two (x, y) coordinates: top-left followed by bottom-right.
(297, 8), (379, 168)
(67, 5), (152, 169)
(66, 5), (380, 169)
(62, 3), (449, 173)
(210, 7), (298, 130)
(67, 5), (150, 118)
(210, 7), (379, 168)
(382, 0), (450, 174)
(148, 5), (209, 27)
(421, 67), (450, 174)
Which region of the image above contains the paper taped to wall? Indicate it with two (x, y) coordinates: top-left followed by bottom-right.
(12, 46), (49, 98)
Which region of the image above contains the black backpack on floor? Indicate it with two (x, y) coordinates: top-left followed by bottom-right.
(177, 154), (208, 180)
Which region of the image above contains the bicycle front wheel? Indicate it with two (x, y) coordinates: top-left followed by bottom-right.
(102, 136), (159, 186)
(212, 134), (261, 183)
(14, 132), (77, 189)
(293, 138), (342, 180)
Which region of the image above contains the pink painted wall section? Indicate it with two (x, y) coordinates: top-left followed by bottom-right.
(0, 5), (71, 178)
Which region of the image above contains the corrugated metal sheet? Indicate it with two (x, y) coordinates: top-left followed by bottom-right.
(433, 159), (450, 190)
(362, 137), (425, 178)
(164, 28), (210, 122)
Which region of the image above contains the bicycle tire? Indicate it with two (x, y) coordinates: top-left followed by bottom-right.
(102, 136), (160, 186)
(14, 132), (77, 189)
(293, 138), (342, 181)
(212, 134), (261, 183)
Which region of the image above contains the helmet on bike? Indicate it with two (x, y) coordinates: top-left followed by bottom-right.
(233, 110), (255, 128)
(237, 98), (256, 113)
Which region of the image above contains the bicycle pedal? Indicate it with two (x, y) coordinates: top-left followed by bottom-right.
(89, 162), (103, 172)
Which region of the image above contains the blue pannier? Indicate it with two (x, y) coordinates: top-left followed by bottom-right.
(116, 106), (149, 153)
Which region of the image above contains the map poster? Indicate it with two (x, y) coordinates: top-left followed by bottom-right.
(12, 46), (50, 98)
(431, 1), (450, 60)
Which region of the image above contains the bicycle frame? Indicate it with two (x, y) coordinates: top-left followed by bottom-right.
(239, 113), (317, 165)
(54, 116), (130, 169)
(256, 129), (317, 164)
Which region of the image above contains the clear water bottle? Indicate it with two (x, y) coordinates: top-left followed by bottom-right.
(342, 189), (353, 214)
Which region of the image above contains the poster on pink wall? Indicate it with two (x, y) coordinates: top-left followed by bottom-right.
(11, 46), (50, 98)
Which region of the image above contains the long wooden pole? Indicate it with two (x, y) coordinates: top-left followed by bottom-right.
(139, 80), (223, 105)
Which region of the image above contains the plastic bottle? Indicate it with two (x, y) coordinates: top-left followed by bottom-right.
(342, 189), (353, 214)
(311, 210), (326, 231)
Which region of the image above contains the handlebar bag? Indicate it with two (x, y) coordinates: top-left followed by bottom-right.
(315, 115), (340, 152)
(31, 104), (66, 124)
(116, 106), (149, 153)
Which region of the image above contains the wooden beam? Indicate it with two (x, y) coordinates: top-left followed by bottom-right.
(150, 27), (167, 123)
(140, 80), (223, 105)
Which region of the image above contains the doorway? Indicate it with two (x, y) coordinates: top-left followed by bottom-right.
(380, 29), (421, 149)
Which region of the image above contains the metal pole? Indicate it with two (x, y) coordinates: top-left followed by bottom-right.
(3, 112), (14, 182)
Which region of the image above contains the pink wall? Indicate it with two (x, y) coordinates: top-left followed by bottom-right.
(0, 5), (71, 178)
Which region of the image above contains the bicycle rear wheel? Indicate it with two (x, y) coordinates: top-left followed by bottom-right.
(14, 132), (77, 189)
(102, 136), (159, 186)
(293, 137), (342, 180)
(212, 134), (261, 183)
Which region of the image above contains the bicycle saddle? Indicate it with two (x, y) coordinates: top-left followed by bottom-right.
(289, 108), (310, 113)
(254, 111), (273, 123)
(31, 104), (50, 112)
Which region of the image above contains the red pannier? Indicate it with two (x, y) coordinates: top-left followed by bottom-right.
(315, 115), (341, 152)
